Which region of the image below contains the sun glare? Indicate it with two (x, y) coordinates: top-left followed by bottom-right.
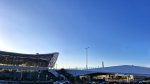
(0, 39), (12, 51)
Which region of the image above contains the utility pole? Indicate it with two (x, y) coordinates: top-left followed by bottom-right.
(85, 47), (89, 69)
(55, 64), (57, 69)
(102, 61), (104, 68)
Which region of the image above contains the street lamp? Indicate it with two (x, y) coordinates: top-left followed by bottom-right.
(85, 47), (89, 69)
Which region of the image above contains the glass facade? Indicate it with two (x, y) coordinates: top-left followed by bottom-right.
(0, 51), (59, 68)
(0, 51), (59, 82)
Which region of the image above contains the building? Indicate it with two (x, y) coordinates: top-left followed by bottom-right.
(66, 65), (150, 83)
(0, 50), (59, 83)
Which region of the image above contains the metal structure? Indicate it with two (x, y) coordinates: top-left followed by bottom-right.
(0, 50), (59, 68)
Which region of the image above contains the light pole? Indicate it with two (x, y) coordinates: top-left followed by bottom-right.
(85, 47), (89, 69)
(55, 64), (57, 69)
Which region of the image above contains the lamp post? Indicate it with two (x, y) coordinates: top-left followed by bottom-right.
(55, 64), (57, 69)
(85, 47), (89, 69)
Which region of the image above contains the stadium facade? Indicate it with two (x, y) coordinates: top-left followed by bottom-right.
(0, 50), (59, 83)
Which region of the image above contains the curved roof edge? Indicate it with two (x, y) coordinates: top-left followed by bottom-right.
(0, 50), (59, 56)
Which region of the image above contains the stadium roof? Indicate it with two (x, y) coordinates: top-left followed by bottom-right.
(0, 50), (59, 68)
(66, 65), (150, 77)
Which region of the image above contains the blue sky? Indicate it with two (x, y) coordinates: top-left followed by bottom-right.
(0, 0), (150, 68)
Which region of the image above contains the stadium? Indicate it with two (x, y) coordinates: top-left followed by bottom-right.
(1, 50), (150, 84)
(0, 50), (59, 83)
